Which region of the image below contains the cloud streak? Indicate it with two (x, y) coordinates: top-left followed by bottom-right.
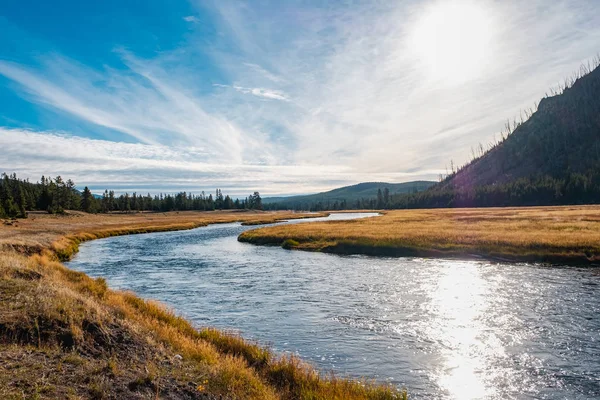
(183, 15), (200, 23)
(213, 83), (289, 101)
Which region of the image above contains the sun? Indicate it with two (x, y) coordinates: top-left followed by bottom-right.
(408, 0), (496, 85)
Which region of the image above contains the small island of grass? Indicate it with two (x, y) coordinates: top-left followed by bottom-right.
(238, 206), (600, 265)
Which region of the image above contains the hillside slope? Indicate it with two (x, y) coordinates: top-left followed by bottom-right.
(394, 63), (600, 208)
(448, 64), (600, 188)
(264, 181), (435, 209)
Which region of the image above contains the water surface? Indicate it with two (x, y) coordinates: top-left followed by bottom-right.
(68, 213), (600, 399)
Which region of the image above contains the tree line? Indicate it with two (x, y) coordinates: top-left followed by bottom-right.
(388, 173), (600, 209)
(0, 173), (262, 218)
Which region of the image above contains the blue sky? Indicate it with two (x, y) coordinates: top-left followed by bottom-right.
(1, 0), (599, 195)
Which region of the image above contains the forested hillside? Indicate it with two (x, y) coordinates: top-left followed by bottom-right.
(263, 181), (434, 211)
(392, 60), (600, 208)
(0, 173), (263, 218)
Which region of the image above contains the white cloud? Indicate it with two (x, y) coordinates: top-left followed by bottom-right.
(214, 83), (289, 101)
(183, 15), (200, 23)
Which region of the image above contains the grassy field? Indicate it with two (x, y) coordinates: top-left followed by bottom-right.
(239, 206), (600, 264)
(0, 210), (405, 400)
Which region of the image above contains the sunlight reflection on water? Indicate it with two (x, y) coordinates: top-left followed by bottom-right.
(431, 262), (491, 399)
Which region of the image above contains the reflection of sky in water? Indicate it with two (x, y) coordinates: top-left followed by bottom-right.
(68, 215), (600, 399)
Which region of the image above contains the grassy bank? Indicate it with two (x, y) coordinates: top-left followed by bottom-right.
(239, 206), (600, 264)
(0, 210), (329, 259)
(0, 210), (404, 399)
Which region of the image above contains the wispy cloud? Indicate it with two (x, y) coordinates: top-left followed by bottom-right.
(0, 54), (276, 165)
(242, 63), (286, 83)
(213, 83), (289, 101)
(183, 15), (200, 23)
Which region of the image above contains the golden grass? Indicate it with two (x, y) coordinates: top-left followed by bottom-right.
(239, 206), (600, 264)
(0, 210), (327, 259)
(0, 210), (406, 399)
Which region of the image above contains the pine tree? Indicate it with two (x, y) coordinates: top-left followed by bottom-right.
(65, 179), (76, 210)
(51, 176), (65, 213)
(249, 192), (262, 210)
(102, 190), (109, 212)
(15, 185), (27, 218)
(37, 176), (51, 210)
(82, 186), (94, 213)
(108, 190), (115, 212)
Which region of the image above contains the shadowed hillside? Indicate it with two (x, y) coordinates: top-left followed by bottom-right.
(393, 60), (600, 208)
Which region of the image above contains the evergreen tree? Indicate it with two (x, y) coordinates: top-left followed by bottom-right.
(249, 192), (262, 210)
(37, 176), (51, 210)
(108, 190), (115, 212)
(215, 189), (224, 209)
(82, 186), (94, 213)
(65, 179), (76, 210)
(102, 190), (109, 213)
(15, 185), (27, 218)
(51, 176), (65, 213)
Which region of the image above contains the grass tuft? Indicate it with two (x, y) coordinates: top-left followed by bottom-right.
(282, 238), (300, 249)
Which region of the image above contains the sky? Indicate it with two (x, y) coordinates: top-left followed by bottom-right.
(1, 0), (599, 196)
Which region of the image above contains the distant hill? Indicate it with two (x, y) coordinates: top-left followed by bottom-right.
(263, 181), (435, 210)
(393, 61), (600, 208)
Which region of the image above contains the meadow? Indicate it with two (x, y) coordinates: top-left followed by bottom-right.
(0, 210), (405, 400)
(239, 206), (600, 264)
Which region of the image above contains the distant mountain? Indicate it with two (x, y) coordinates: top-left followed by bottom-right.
(394, 61), (600, 208)
(263, 181), (435, 209)
(74, 189), (103, 199)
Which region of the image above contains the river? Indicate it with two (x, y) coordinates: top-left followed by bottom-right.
(67, 213), (600, 399)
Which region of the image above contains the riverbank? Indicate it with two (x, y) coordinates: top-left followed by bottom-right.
(0, 210), (330, 259)
(239, 206), (600, 264)
(0, 210), (404, 399)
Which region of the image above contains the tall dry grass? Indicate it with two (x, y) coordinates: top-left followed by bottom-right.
(240, 206), (600, 263)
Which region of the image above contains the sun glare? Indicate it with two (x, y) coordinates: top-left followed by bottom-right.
(409, 0), (496, 85)
(430, 262), (494, 399)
